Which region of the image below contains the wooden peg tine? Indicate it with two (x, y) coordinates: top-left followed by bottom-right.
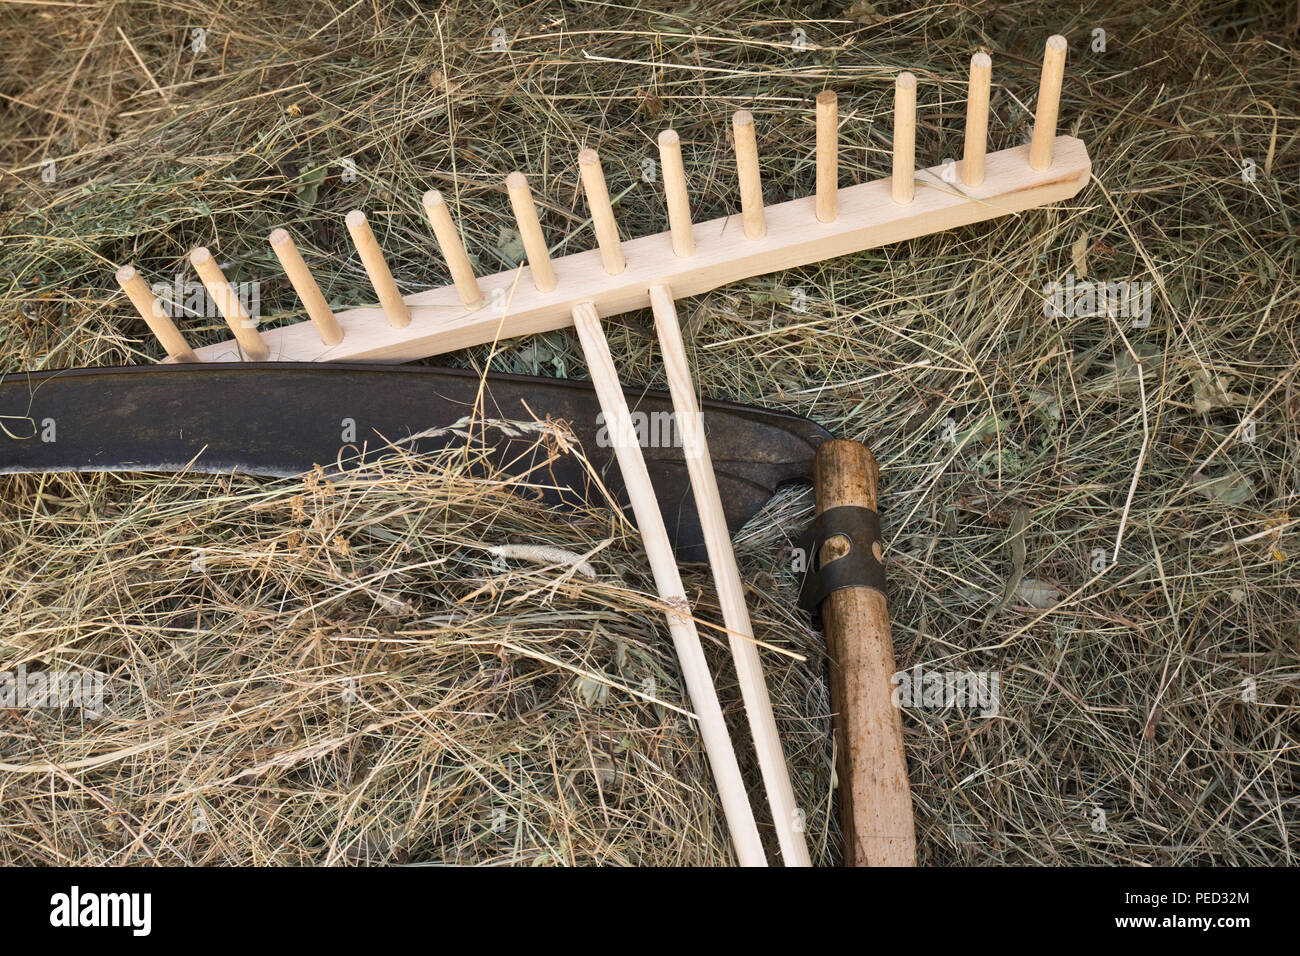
(422, 189), (484, 308)
(891, 72), (917, 205)
(578, 149), (626, 276)
(346, 210), (411, 329)
(657, 130), (695, 257)
(505, 171), (557, 293)
(1029, 35), (1067, 170)
(732, 110), (766, 239)
(189, 247), (269, 361)
(815, 91), (838, 223)
(962, 53), (992, 187)
(115, 264), (198, 363)
(269, 229), (343, 346)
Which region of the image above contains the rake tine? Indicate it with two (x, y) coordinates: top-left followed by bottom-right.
(732, 110), (766, 239)
(1030, 35), (1068, 170)
(578, 149), (626, 276)
(269, 228), (343, 346)
(962, 53), (992, 187)
(506, 171), (557, 293)
(422, 189), (484, 308)
(657, 130), (695, 257)
(115, 264), (198, 363)
(190, 247), (269, 361)
(815, 91), (838, 223)
(346, 210), (411, 329)
(892, 72), (917, 205)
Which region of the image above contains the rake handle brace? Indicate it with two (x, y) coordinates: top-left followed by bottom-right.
(813, 439), (916, 866)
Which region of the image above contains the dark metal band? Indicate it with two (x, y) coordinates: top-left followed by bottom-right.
(797, 505), (886, 612)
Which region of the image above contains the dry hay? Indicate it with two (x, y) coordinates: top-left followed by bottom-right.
(0, 0), (1296, 864)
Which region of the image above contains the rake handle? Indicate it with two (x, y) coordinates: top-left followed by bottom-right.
(813, 439), (916, 866)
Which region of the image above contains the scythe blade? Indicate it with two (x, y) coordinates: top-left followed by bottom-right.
(0, 363), (829, 562)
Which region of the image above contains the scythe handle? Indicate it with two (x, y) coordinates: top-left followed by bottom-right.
(813, 439), (917, 866)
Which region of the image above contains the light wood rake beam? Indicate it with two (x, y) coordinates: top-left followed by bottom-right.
(181, 136), (1090, 364)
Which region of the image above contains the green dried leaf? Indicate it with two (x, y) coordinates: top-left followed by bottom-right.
(575, 674), (609, 708)
(1192, 473), (1255, 505)
(294, 166), (327, 209)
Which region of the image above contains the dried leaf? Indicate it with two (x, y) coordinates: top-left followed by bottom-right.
(590, 750), (616, 787)
(575, 674), (609, 708)
(959, 413), (1003, 448)
(1192, 473), (1255, 505)
(1144, 706), (1162, 741)
(427, 69), (461, 96)
(1191, 369), (1248, 414)
(983, 505), (1030, 629)
(1071, 232), (1090, 279)
(1083, 343), (1159, 397)
(294, 165), (327, 210)
(846, 0), (883, 23)
(1027, 388), (1062, 424)
(1015, 577), (1063, 608)
(497, 226), (525, 265)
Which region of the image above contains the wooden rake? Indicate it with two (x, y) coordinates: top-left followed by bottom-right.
(115, 36), (1089, 866)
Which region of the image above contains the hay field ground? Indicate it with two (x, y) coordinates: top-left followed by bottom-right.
(0, 0), (1296, 865)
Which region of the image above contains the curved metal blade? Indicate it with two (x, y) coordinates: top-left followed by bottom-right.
(0, 363), (829, 562)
